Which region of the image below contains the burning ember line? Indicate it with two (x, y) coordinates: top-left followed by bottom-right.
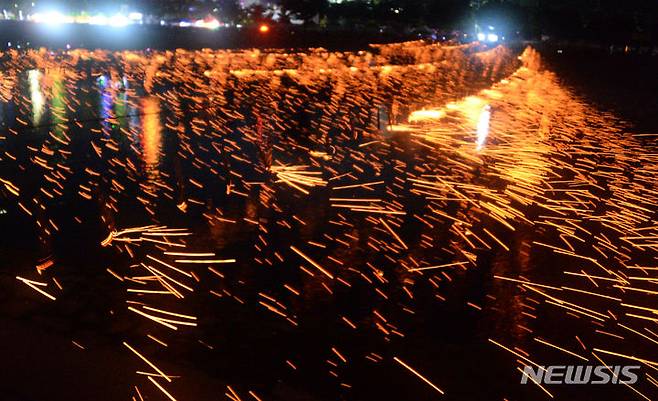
(123, 341), (172, 382)
(290, 246), (334, 279)
(16, 276), (56, 300)
(393, 356), (445, 395)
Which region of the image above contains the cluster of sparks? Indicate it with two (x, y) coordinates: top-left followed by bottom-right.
(0, 41), (656, 400)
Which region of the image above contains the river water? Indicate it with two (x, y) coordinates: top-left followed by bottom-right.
(0, 44), (656, 401)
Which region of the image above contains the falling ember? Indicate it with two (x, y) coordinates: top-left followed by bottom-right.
(0, 178), (20, 196)
(16, 276), (56, 300)
(393, 357), (445, 395)
(123, 342), (172, 382)
(147, 376), (178, 401)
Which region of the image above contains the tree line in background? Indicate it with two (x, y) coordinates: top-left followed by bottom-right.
(2, 0), (657, 43)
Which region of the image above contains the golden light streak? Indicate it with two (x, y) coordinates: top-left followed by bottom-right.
(290, 246), (334, 279)
(147, 376), (177, 401)
(393, 357), (444, 395)
(123, 342), (172, 382)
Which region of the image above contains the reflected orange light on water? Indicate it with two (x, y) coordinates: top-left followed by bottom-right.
(141, 97), (162, 167)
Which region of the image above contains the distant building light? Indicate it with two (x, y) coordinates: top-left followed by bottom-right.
(477, 33), (485, 41)
(109, 14), (129, 27)
(205, 19), (220, 29)
(89, 14), (108, 25)
(194, 18), (220, 29)
(487, 33), (498, 42)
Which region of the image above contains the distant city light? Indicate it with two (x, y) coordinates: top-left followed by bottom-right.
(5, 6), (236, 31)
(477, 33), (485, 41)
(89, 14), (109, 25)
(109, 14), (129, 27)
(128, 12), (143, 22)
(259, 24), (269, 33)
(194, 18), (221, 30)
(487, 33), (498, 42)
(24, 10), (145, 28)
(31, 11), (72, 25)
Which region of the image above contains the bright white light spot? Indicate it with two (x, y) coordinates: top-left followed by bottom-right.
(109, 14), (129, 27)
(477, 33), (485, 41)
(28, 69), (44, 124)
(205, 19), (220, 29)
(408, 109), (445, 123)
(194, 18), (220, 29)
(31, 11), (70, 25)
(89, 14), (108, 25)
(487, 33), (498, 42)
(476, 105), (491, 150)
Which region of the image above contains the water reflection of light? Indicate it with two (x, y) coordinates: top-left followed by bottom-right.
(50, 71), (66, 138)
(28, 69), (45, 125)
(141, 97), (162, 167)
(115, 90), (128, 127)
(476, 105), (491, 150)
(100, 82), (114, 131)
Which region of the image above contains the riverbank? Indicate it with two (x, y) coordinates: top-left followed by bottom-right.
(0, 21), (410, 51)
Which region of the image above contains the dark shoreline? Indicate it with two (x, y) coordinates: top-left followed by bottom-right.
(0, 20), (409, 51)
